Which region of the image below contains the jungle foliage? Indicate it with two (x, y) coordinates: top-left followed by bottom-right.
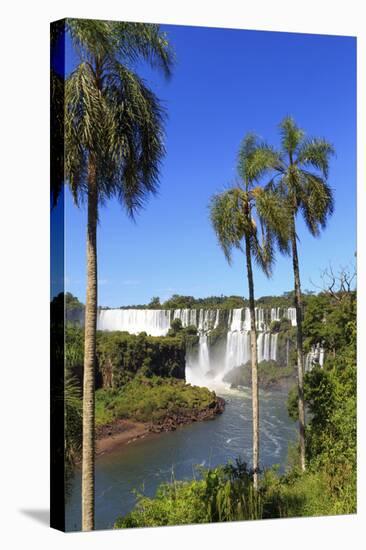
(65, 325), (190, 388)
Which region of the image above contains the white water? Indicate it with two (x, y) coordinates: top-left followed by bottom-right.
(94, 306), (300, 389)
(185, 334), (214, 387)
(305, 343), (325, 371)
(97, 308), (172, 336)
(97, 306), (297, 335)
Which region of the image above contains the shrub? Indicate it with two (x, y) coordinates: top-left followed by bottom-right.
(115, 460), (261, 528)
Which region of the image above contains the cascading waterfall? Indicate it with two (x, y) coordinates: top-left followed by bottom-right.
(89, 306), (299, 388)
(271, 333), (278, 361)
(305, 343), (325, 371)
(186, 334), (211, 386)
(97, 308), (172, 336)
(225, 330), (251, 374)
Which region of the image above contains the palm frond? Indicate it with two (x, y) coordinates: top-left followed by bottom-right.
(64, 21), (171, 215)
(297, 137), (335, 178)
(112, 22), (174, 78)
(246, 143), (284, 182)
(237, 133), (258, 183)
(250, 229), (275, 278)
(254, 186), (291, 255)
(64, 59), (166, 214)
(209, 189), (250, 264)
(279, 116), (305, 157)
(67, 18), (115, 60)
(65, 370), (83, 467)
(65, 62), (109, 203)
(104, 61), (165, 217)
(299, 171), (335, 236)
(66, 19), (174, 79)
(285, 164), (307, 211)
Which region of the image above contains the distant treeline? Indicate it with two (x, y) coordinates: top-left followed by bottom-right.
(59, 290), (322, 313)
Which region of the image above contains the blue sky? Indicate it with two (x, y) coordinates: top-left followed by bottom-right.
(62, 24), (356, 307)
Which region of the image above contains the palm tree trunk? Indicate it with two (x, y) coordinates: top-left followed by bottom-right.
(290, 213), (306, 472)
(244, 233), (259, 489)
(81, 156), (98, 531)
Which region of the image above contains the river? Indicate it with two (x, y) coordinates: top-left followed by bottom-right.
(65, 386), (297, 531)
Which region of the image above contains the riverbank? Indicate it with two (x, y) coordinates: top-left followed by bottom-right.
(96, 420), (151, 454)
(95, 378), (225, 455)
(96, 396), (226, 455)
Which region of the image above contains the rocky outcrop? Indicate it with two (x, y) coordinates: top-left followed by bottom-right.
(223, 363), (296, 391)
(148, 396), (225, 433)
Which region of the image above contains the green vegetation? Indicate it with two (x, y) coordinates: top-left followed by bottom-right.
(115, 460), (261, 528)
(117, 292), (303, 310)
(115, 455), (352, 528)
(63, 289), (322, 313)
(302, 290), (356, 356)
(166, 318), (198, 338)
(66, 292), (85, 312)
(115, 289), (356, 526)
(65, 369), (83, 489)
(97, 330), (189, 387)
(162, 294), (249, 310)
(95, 375), (218, 425)
(65, 326), (189, 389)
(287, 290), (356, 513)
(64, 325), (84, 489)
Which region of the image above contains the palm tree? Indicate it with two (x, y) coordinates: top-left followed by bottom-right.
(254, 117), (335, 471)
(210, 135), (289, 489)
(52, 19), (173, 531)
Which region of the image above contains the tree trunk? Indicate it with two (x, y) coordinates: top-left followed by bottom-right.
(81, 156), (98, 531)
(244, 233), (259, 489)
(290, 213), (306, 472)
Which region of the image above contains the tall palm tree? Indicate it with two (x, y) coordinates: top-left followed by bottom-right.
(210, 135), (289, 489)
(52, 19), (173, 531)
(253, 117), (335, 471)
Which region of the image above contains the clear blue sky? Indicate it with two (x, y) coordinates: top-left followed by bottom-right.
(63, 24), (356, 307)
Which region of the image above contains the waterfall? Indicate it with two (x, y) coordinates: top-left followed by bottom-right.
(228, 308), (243, 331)
(305, 343), (325, 371)
(271, 307), (280, 322)
(84, 306), (299, 388)
(284, 307), (297, 326)
(186, 334), (211, 386)
(257, 332), (278, 363)
(271, 333), (278, 361)
(97, 308), (171, 336)
(225, 330), (251, 373)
